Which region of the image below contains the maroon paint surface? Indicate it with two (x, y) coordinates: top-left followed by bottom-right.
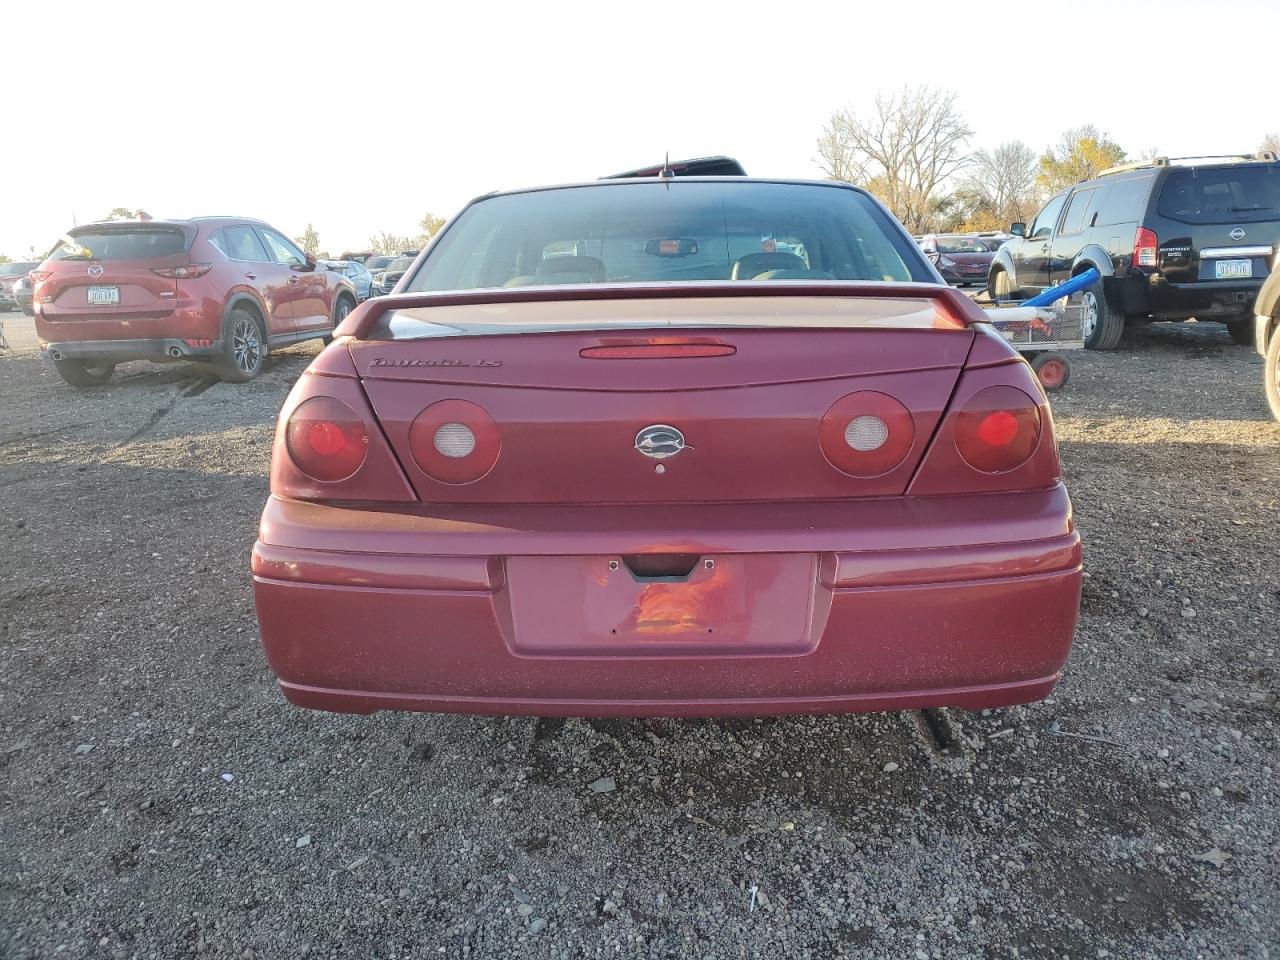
(254, 288), (1082, 717)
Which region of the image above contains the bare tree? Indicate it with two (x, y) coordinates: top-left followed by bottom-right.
(814, 123), (866, 184)
(295, 223), (320, 254)
(1261, 133), (1280, 155)
(815, 87), (972, 232)
(958, 141), (1039, 227)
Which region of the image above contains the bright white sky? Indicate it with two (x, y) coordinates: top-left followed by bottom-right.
(3, 0), (1276, 257)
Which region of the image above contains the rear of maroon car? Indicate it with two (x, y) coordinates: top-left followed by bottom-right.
(252, 179), (1081, 717)
(32, 221), (230, 382)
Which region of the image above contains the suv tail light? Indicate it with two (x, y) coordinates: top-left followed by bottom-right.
(408, 399), (500, 484)
(1133, 227), (1158, 269)
(151, 264), (212, 279)
(953, 385), (1042, 473)
(28, 270), (50, 284)
(285, 396), (369, 482)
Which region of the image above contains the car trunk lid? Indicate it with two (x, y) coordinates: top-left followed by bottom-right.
(349, 291), (975, 504)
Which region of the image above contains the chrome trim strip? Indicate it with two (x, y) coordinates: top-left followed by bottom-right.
(1199, 245), (1273, 259)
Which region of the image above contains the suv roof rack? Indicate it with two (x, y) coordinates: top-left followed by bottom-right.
(1096, 151), (1278, 178)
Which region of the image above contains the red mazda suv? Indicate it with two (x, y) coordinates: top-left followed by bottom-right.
(33, 218), (357, 386)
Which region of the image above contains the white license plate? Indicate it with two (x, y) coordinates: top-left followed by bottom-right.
(1214, 259), (1252, 280)
(87, 285), (120, 305)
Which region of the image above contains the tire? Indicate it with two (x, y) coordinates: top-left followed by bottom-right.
(1265, 325), (1280, 422)
(1080, 277), (1124, 351)
(1031, 352), (1070, 391)
(214, 308), (266, 383)
(324, 294), (355, 346)
(989, 268), (1017, 302)
(54, 357), (115, 387)
(1226, 318), (1254, 346)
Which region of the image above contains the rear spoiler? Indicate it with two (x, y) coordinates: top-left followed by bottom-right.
(334, 282), (988, 341)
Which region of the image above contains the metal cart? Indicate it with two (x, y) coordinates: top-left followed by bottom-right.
(975, 268), (1096, 391)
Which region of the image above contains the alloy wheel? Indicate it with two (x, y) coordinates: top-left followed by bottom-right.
(1081, 291), (1099, 341)
(233, 317), (262, 374)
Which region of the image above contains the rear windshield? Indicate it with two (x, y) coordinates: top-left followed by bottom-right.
(48, 227), (190, 261)
(0, 261), (38, 276)
(405, 181), (930, 292)
(1157, 165), (1280, 224)
(386, 257), (415, 272)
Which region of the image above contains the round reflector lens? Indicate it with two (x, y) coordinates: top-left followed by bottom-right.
(409, 399), (500, 484)
(844, 415), (889, 452)
(433, 422), (477, 458)
(285, 396), (368, 482)
(954, 386), (1041, 473)
(820, 392), (914, 478)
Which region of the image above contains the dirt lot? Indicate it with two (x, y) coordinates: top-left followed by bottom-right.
(1, 309), (1277, 960)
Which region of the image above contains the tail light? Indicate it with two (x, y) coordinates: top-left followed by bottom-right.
(1133, 227), (1158, 269)
(953, 385), (1041, 473)
(285, 396), (369, 482)
(151, 264), (213, 279)
(819, 391), (915, 478)
(28, 270), (50, 284)
(408, 399), (500, 484)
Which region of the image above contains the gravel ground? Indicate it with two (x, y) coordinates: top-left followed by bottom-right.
(1, 309), (1277, 960)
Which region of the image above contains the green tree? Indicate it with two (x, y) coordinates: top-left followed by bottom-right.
(106, 207), (139, 220)
(420, 213), (446, 240)
(0, 253), (12, 265)
(1037, 126), (1126, 194)
(295, 223), (320, 254)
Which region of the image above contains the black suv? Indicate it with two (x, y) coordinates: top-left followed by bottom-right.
(989, 153), (1280, 349)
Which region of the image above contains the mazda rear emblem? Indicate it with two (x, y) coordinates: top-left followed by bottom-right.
(634, 424), (687, 459)
(87, 264), (104, 278)
(1229, 227), (1246, 241)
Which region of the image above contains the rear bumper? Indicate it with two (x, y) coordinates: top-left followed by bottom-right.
(252, 486), (1082, 717)
(1145, 277), (1262, 320)
(40, 338), (219, 363)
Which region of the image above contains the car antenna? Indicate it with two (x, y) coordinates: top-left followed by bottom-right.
(659, 152), (675, 180)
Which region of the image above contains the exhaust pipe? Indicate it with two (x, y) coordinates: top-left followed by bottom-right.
(168, 346), (183, 359)
(50, 350), (63, 361)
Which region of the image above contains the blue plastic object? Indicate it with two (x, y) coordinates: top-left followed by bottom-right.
(1020, 268), (1101, 307)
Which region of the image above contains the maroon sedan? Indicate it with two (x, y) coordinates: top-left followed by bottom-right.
(33, 218), (357, 386)
(252, 178), (1081, 718)
(918, 234), (997, 286)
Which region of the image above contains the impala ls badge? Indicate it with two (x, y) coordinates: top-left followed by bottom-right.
(87, 264), (104, 278)
(1230, 227), (1246, 241)
(634, 424), (687, 460)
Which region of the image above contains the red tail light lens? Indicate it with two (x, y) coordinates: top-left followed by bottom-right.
(954, 386), (1041, 473)
(580, 342), (736, 359)
(151, 264), (213, 279)
(1133, 227), (1158, 269)
(819, 391), (915, 477)
(409, 399), (500, 484)
(285, 396), (369, 482)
